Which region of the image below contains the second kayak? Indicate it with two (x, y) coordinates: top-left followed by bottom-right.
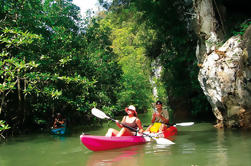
(50, 126), (66, 135)
(80, 134), (146, 151)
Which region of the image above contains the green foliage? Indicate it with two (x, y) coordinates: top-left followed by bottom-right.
(153, 75), (167, 104)
(232, 20), (251, 36)
(0, 28), (41, 115)
(99, 5), (154, 114)
(117, 55), (153, 112)
(0, 120), (10, 139)
(0, 0), (122, 133)
(0, 0), (223, 134)
(83, 17), (123, 110)
(108, 0), (211, 117)
(0, 120), (10, 132)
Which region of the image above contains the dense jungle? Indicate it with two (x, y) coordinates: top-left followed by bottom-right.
(0, 0), (250, 139)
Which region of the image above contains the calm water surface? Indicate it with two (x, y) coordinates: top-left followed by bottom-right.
(1, 113), (251, 166)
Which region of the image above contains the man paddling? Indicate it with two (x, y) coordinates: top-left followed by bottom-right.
(52, 113), (65, 129)
(145, 100), (169, 135)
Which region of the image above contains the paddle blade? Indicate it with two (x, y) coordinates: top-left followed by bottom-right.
(91, 108), (110, 119)
(175, 122), (194, 126)
(143, 132), (175, 145)
(154, 137), (175, 145)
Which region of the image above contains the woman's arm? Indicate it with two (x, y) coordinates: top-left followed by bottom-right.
(136, 118), (144, 133)
(58, 119), (64, 124)
(116, 116), (125, 128)
(151, 113), (156, 123)
(53, 118), (57, 124)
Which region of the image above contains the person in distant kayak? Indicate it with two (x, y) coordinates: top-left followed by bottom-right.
(105, 105), (144, 137)
(52, 113), (65, 129)
(145, 100), (169, 134)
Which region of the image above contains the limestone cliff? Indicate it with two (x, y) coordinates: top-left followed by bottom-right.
(194, 0), (251, 128)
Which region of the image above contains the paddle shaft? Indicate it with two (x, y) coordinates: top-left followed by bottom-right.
(143, 122), (175, 128)
(143, 122), (194, 127)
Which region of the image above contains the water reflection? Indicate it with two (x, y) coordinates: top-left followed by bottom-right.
(210, 129), (226, 166)
(85, 145), (145, 166)
(1, 123), (251, 166)
(145, 141), (173, 154)
(51, 134), (66, 141)
(180, 142), (196, 154)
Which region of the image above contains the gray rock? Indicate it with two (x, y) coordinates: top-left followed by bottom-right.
(198, 29), (251, 128)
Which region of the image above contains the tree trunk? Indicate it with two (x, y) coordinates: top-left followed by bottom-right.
(0, 94), (5, 115)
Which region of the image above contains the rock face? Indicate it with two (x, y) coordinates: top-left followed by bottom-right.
(193, 0), (251, 128)
(198, 26), (251, 128)
(150, 58), (162, 99)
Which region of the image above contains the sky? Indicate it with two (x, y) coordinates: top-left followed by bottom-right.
(72, 0), (101, 16)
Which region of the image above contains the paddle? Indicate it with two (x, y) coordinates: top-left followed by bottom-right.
(173, 122), (194, 126)
(91, 108), (175, 145)
(143, 122), (194, 127)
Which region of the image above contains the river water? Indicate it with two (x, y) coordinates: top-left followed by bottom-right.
(1, 112), (251, 166)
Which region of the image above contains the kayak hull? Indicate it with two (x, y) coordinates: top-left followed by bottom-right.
(144, 126), (177, 141)
(163, 126), (177, 138)
(51, 126), (66, 135)
(80, 134), (146, 151)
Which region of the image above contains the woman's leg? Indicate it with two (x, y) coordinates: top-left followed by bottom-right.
(159, 124), (167, 132)
(116, 127), (134, 137)
(105, 128), (119, 136)
(157, 124), (167, 138)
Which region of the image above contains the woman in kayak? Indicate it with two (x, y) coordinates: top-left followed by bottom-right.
(105, 105), (144, 137)
(145, 100), (169, 134)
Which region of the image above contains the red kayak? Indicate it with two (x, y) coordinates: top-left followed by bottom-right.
(80, 134), (146, 151)
(163, 126), (178, 138)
